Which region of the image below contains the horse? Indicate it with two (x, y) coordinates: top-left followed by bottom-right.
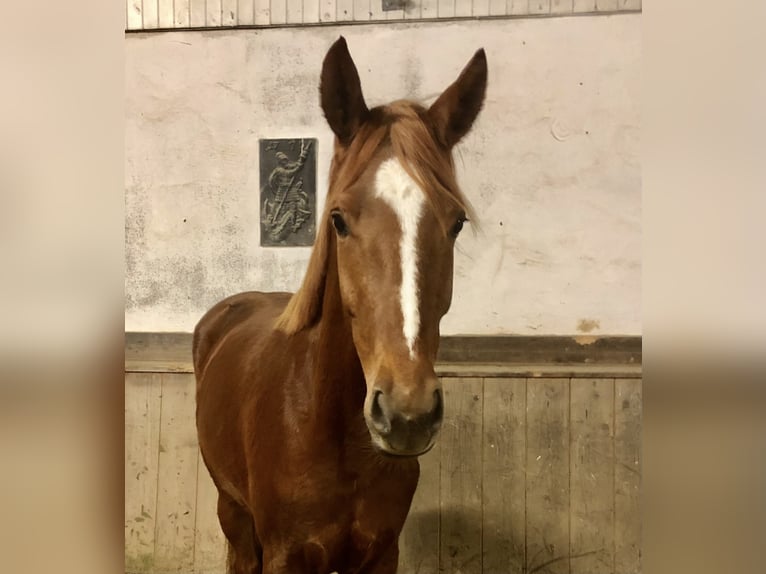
(193, 37), (487, 574)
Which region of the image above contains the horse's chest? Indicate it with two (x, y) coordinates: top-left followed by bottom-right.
(281, 467), (417, 571)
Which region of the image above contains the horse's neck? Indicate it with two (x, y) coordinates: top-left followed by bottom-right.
(309, 246), (367, 436)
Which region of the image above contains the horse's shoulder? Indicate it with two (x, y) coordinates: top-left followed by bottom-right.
(192, 291), (293, 378)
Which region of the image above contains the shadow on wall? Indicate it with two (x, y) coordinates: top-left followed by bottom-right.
(402, 507), (526, 574)
(403, 507), (609, 574)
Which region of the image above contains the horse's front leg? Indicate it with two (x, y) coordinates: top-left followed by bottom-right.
(260, 541), (330, 574)
(357, 544), (399, 574)
(340, 534), (400, 574)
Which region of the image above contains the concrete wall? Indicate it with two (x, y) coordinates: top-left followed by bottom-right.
(125, 14), (641, 335)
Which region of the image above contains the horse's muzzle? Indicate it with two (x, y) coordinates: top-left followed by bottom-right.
(366, 387), (443, 456)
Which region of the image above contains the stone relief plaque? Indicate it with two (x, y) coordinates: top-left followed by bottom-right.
(259, 138), (317, 247)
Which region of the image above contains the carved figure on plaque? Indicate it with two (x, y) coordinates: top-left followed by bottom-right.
(259, 138), (317, 246)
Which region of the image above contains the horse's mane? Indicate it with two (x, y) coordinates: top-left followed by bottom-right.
(275, 100), (474, 335)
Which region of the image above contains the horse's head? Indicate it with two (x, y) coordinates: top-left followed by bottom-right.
(278, 37), (487, 457)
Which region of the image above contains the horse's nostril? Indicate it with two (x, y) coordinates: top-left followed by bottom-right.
(370, 390), (391, 435)
(432, 388), (444, 427)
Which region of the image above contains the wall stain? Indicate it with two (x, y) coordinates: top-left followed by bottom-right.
(577, 318), (600, 333)
(403, 56), (422, 98)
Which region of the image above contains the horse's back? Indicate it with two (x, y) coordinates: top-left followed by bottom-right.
(192, 291), (292, 384)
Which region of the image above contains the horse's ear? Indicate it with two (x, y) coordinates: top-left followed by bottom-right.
(320, 37), (369, 146)
(428, 49), (488, 149)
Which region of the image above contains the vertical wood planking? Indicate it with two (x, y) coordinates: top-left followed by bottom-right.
(194, 452), (228, 574)
(421, 0), (437, 18)
(404, 0), (422, 19)
(614, 379), (641, 574)
(221, 0), (238, 24)
(255, 0), (271, 23)
(190, 0), (206, 26)
(175, 0), (190, 26)
(271, 0), (287, 23)
(158, 0), (174, 27)
(124, 0), (622, 30)
(595, 0), (617, 10)
(206, 0), (222, 25)
(440, 377), (483, 574)
(438, 0), (455, 17)
(454, 0), (472, 16)
(572, 0), (595, 12)
(125, 373), (162, 572)
(127, 0), (143, 30)
(287, 0), (304, 22)
(570, 379), (615, 574)
(482, 378), (526, 574)
(143, 0), (159, 28)
(526, 378), (570, 574)
(369, 0), (385, 20)
(237, 0), (255, 23)
(508, 0), (527, 15)
(619, 0), (640, 9)
(399, 440), (440, 574)
(154, 373), (199, 572)
(550, 0), (572, 14)
(320, 0), (336, 21)
(473, 0), (491, 16)
(352, 0), (370, 20)
(303, 0), (320, 21)
(337, 0), (354, 20)
(489, 0), (506, 15)
(385, 5), (405, 20)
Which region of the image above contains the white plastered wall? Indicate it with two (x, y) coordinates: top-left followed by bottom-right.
(125, 15), (640, 335)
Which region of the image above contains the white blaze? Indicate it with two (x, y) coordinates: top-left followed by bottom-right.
(374, 158), (425, 359)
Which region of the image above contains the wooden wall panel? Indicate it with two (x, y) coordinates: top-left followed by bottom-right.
(238, 0), (255, 24)
(573, 0), (596, 12)
(482, 378), (526, 574)
(337, 0), (354, 20)
(125, 373), (163, 573)
(125, 0), (640, 29)
(614, 378), (641, 574)
(438, 0), (456, 18)
(174, 0), (191, 27)
(455, 0), (473, 17)
(158, 0), (174, 27)
(207, 0), (223, 26)
(255, 0), (271, 23)
(153, 374), (199, 572)
(271, 0), (287, 23)
(440, 377), (484, 574)
(194, 452), (228, 574)
(551, 0), (572, 14)
(190, 0), (207, 26)
(128, 0), (144, 30)
(125, 371), (641, 574)
(421, 0), (438, 18)
(399, 441), (440, 573)
(529, 0), (551, 14)
(525, 378), (570, 574)
(570, 378), (615, 574)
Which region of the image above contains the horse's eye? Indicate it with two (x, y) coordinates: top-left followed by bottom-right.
(331, 212), (349, 237)
(451, 216), (467, 237)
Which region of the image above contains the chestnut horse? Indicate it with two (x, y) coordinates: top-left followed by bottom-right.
(194, 37), (487, 574)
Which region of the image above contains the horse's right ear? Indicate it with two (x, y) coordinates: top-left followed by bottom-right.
(428, 48), (488, 149)
(320, 37), (369, 146)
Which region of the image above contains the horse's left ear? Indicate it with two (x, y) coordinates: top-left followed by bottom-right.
(320, 37), (369, 146)
(428, 49), (488, 149)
